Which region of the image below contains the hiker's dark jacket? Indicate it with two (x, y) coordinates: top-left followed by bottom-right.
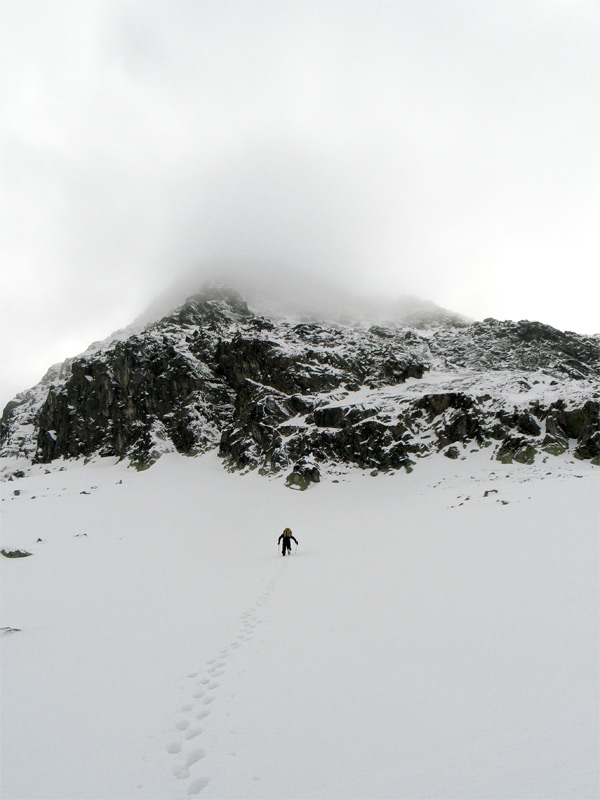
(278, 532), (298, 553)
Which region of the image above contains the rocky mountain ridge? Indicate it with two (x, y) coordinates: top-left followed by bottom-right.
(1, 284), (598, 486)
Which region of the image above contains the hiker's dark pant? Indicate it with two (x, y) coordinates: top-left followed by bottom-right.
(282, 542), (291, 556)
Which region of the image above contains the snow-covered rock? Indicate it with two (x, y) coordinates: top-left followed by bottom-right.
(1, 283), (599, 478)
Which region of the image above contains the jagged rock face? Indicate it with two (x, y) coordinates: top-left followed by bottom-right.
(1, 285), (599, 479)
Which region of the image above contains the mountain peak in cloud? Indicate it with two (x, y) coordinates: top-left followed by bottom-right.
(139, 266), (470, 329)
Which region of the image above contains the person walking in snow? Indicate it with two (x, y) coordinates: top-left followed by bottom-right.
(278, 527), (298, 556)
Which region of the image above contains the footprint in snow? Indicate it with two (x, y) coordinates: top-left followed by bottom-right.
(187, 777), (210, 795)
(176, 720), (190, 731)
(173, 749), (205, 780)
(196, 709), (211, 720)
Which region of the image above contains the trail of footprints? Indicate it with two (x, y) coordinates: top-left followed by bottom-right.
(165, 568), (283, 796)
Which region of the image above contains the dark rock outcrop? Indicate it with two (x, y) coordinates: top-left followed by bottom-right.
(1, 549), (33, 558)
(444, 446), (461, 459)
(1, 283), (598, 478)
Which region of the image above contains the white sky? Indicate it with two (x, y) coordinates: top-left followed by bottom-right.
(1, 0), (598, 409)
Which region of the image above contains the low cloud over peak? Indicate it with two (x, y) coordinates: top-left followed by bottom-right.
(1, 1), (598, 408)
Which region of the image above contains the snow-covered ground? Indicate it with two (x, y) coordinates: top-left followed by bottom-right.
(1, 452), (598, 799)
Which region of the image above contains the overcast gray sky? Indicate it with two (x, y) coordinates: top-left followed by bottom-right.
(1, 0), (598, 409)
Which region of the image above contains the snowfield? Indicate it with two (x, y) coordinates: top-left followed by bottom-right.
(1, 451), (598, 799)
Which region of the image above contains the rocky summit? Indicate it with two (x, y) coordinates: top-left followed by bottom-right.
(1, 284), (599, 485)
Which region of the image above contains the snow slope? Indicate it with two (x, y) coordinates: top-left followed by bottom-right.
(1, 452), (598, 799)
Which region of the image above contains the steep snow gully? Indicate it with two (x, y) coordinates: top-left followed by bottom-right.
(1, 449), (598, 799)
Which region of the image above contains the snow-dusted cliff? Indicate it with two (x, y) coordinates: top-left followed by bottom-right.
(1, 284), (598, 481)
